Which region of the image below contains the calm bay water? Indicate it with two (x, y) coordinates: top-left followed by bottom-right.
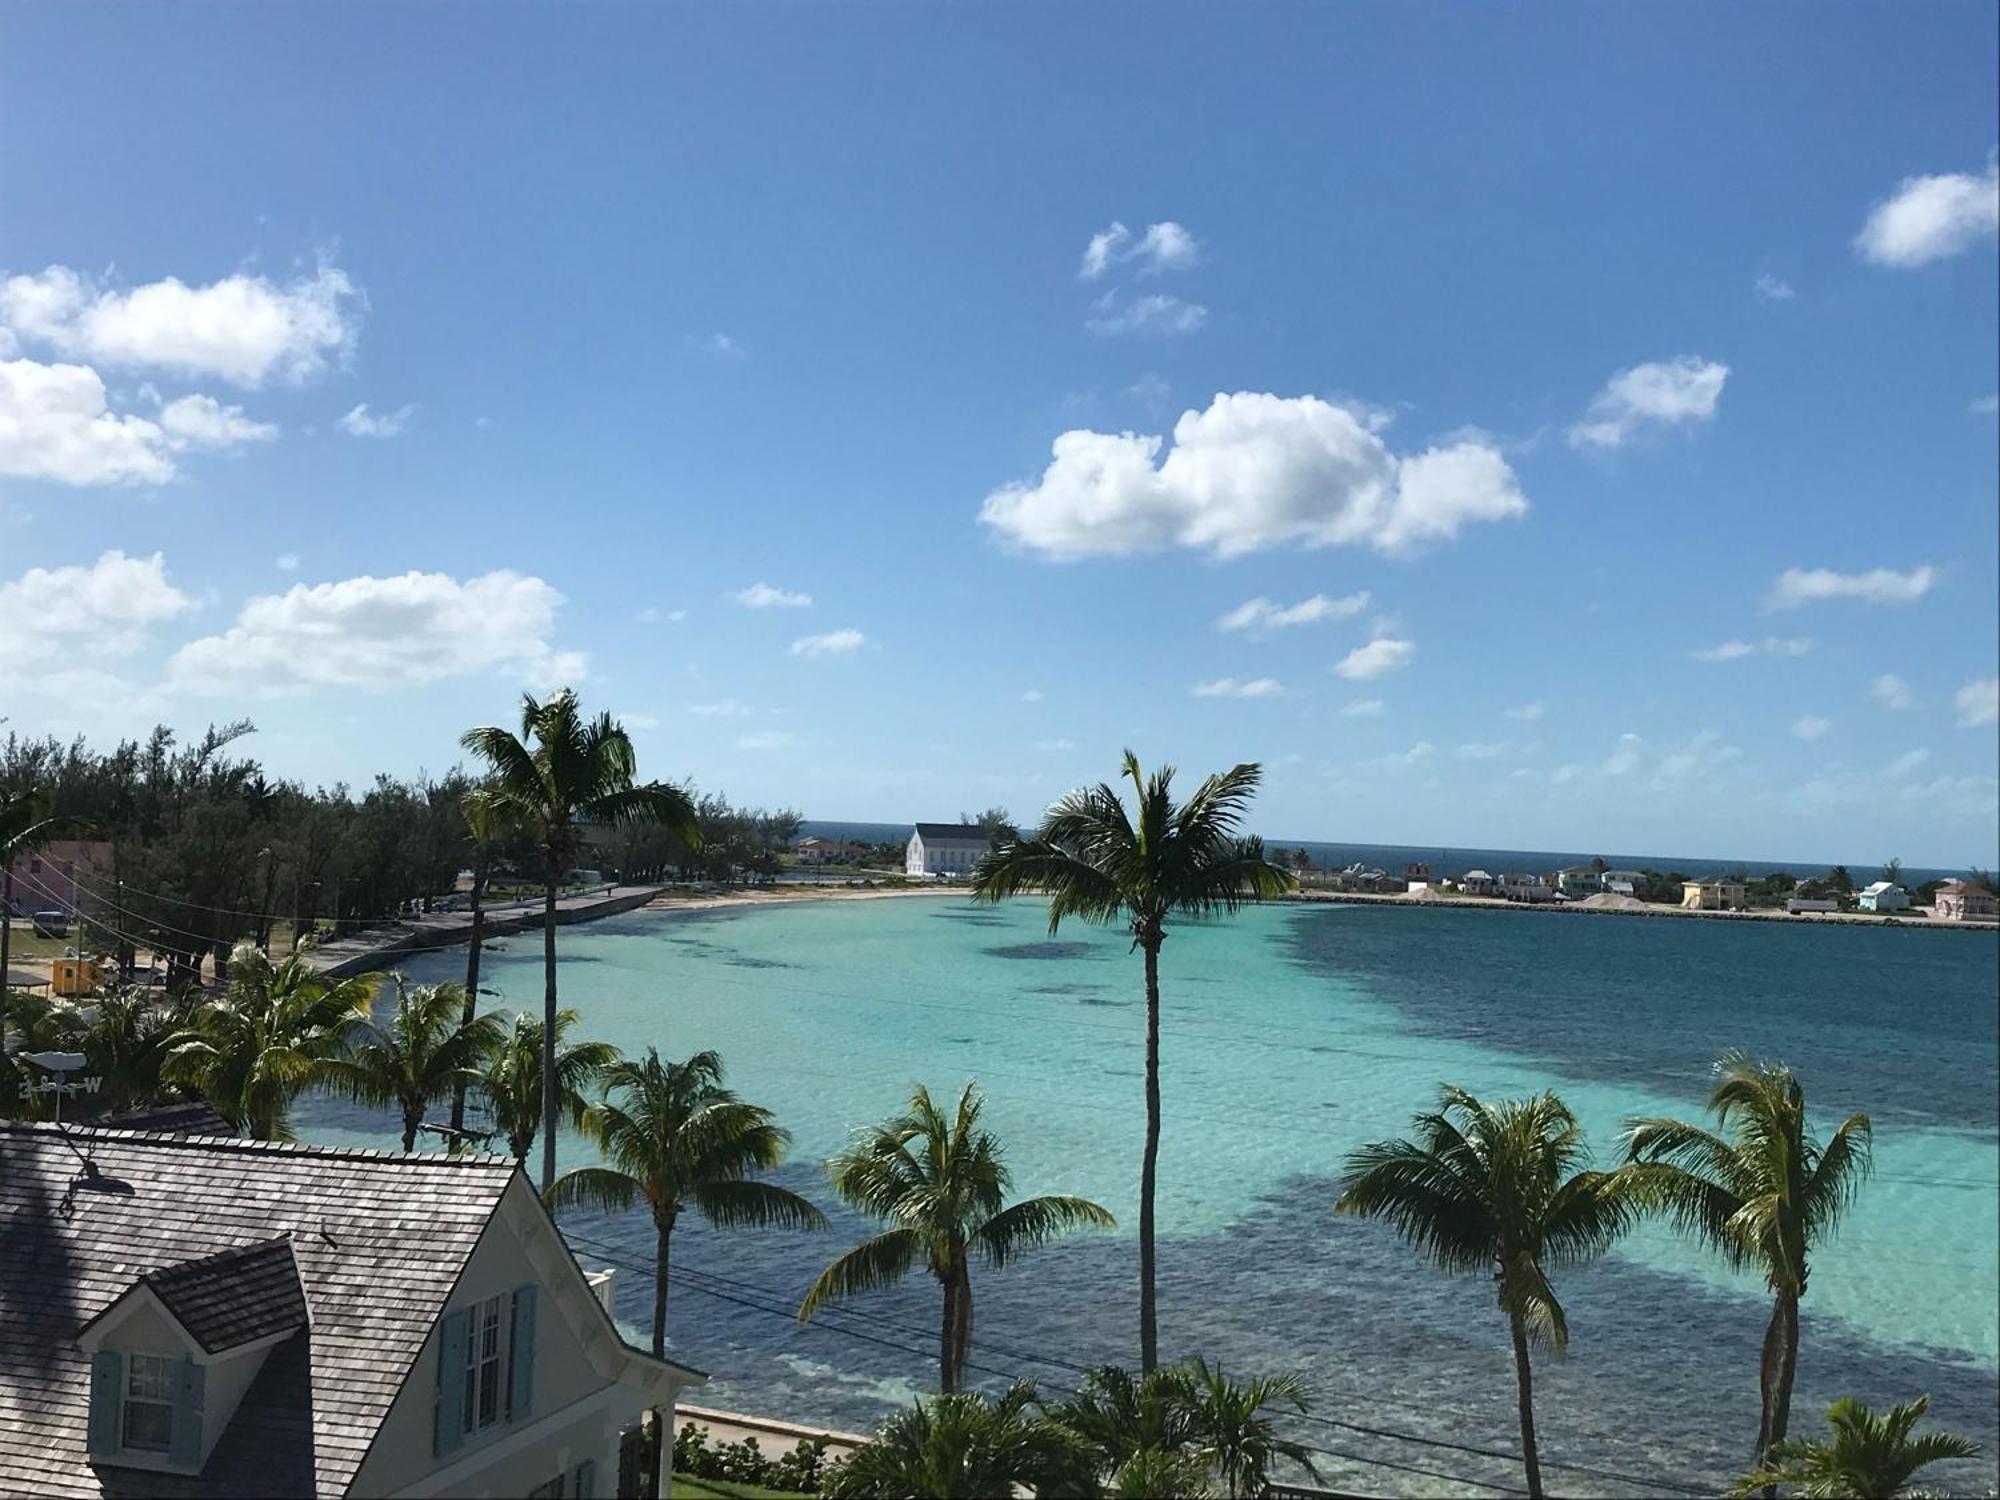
(295, 897), (1999, 1496)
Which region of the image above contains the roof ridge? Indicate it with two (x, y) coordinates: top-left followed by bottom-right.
(0, 1119), (519, 1170)
(143, 1233), (296, 1281)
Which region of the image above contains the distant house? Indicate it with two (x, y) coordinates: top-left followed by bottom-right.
(1402, 862), (1432, 884)
(0, 1121), (703, 1499)
(1500, 873), (1555, 902)
(1333, 863), (1401, 892)
(1933, 879), (1999, 923)
(1458, 869), (1497, 896)
(5, 839), (113, 920)
(1600, 869), (1643, 896)
(1552, 865), (1601, 897)
(1858, 881), (1911, 913)
(1682, 877), (1747, 911)
(906, 824), (990, 878)
(795, 838), (864, 865)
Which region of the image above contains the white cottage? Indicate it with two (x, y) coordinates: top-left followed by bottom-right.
(0, 1121), (703, 1499)
(906, 823), (990, 878)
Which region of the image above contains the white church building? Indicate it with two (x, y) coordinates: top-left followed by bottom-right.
(906, 823), (991, 878)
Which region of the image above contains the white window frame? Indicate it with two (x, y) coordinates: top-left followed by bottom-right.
(122, 1352), (176, 1452)
(463, 1293), (510, 1433)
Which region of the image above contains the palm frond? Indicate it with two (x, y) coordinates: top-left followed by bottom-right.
(798, 1228), (922, 1321)
(973, 1194), (1117, 1268)
(545, 1165), (642, 1216)
(692, 1177), (828, 1232)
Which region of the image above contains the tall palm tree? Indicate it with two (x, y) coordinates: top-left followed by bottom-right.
(800, 1081), (1114, 1393)
(67, 987), (197, 1114)
(1733, 1394), (1980, 1499)
(825, 1383), (1092, 1500)
(477, 1007), (621, 1166)
(450, 790), (513, 1136)
(971, 753), (1292, 1371)
(547, 1048), (825, 1357)
(162, 941), (375, 1140)
(461, 689), (699, 1191)
(1622, 1055), (1873, 1473)
(1335, 1086), (1632, 1499)
(320, 977), (505, 1151)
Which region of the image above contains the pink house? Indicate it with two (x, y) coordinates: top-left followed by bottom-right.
(4, 840), (112, 918)
(1933, 879), (1999, 923)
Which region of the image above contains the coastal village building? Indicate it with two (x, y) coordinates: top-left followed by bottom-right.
(793, 838), (864, 865)
(1552, 865), (1601, 897)
(1500, 873), (1555, 902)
(1601, 869), (1642, 897)
(1458, 869), (1497, 896)
(1858, 881), (1911, 913)
(905, 824), (989, 878)
(0, 1121), (702, 1499)
(1933, 879), (1999, 922)
(1682, 877), (1748, 911)
(4, 839), (114, 923)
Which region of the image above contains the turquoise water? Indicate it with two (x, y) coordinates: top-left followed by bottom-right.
(295, 897), (1999, 1496)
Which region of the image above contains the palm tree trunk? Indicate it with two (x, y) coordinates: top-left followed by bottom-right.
(652, 1219), (672, 1358)
(1508, 1309), (1545, 1500)
(1768, 1291), (1801, 1450)
(0, 864), (12, 1065)
(938, 1274), (959, 1393)
(1139, 935), (1163, 1373)
(450, 865), (487, 1134)
(402, 1099), (420, 1153)
(952, 1269), (973, 1397)
(1756, 1293), (1784, 1466)
(539, 871), (558, 1193)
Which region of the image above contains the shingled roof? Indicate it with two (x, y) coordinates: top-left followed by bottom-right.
(912, 822), (991, 843)
(139, 1237), (309, 1355)
(0, 1122), (518, 1499)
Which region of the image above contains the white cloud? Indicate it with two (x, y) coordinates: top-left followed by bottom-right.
(1602, 733), (1646, 778)
(1974, 393), (1999, 417)
(736, 730), (798, 751)
(1657, 729), (1741, 780)
(1505, 701), (1545, 723)
(0, 358), (173, 485)
(1453, 741), (1508, 760)
(789, 628), (864, 658)
(1791, 715), (1833, 741)
(0, 551), (191, 675)
(1085, 291), (1208, 337)
(1569, 357), (1729, 449)
(634, 607), (661, 624)
(1754, 274), (1796, 303)
(1340, 699), (1386, 718)
(0, 260), (360, 386)
(1191, 677), (1285, 699)
(1035, 737), (1077, 752)
(981, 392), (1527, 561)
(167, 569), (579, 697)
(1216, 591), (1372, 635)
(1334, 637), (1415, 681)
(690, 699), (753, 717)
(159, 393), (277, 448)
(1854, 154), (2000, 267)
(275, 553), (300, 572)
(1886, 747), (1933, 779)
(687, 332), (745, 359)
(1691, 636), (1813, 662)
(1956, 678), (2000, 728)
(1362, 740), (1434, 771)
(623, 713), (661, 731)
(1079, 220), (1200, 279)
(1021, 689), (1045, 703)
(1766, 565), (1935, 610)
(337, 402), (413, 439)
(1871, 674), (1919, 711)
(734, 582), (812, 609)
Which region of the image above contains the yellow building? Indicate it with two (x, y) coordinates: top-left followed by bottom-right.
(1682, 878), (1747, 911)
(50, 956), (104, 997)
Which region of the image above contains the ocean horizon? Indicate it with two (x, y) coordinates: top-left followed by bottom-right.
(800, 820), (1975, 887)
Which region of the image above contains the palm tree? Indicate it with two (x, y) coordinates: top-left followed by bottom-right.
(461, 689), (699, 1191)
(450, 790), (513, 1137)
(477, 1007), (620, 1166)
(1170, 1359), (1316, 1500)
(800, 1081), (1114, 1393)
(971, 752), (1292, 1370)
(1335, 1086), (1632, 1499)
(67, 987), (197, 1114)
(546, 1048), (824, 1357)
(162, 941), (375, 1140)
(1622, 1054), (1873, 1474)
(1734, 1394), (1980, 1499)
(825, 1383), (1092, 1500)
(1046, 1362), (1314, 1499)
(320, 977), (505, 1151)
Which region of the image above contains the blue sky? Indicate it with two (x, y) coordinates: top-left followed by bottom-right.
(3, 4), (1996, 867)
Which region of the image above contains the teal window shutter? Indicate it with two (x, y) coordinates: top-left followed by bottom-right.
(87, 1350), (124, 1455)
(434, 1309), (470, 1456)
(572, 1458), (596, 1498)
(169, 1357), (205, 1467)
(508, 1285), (537, 1420)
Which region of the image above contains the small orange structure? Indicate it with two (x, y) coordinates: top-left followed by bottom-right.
(50, 956), (104, 998)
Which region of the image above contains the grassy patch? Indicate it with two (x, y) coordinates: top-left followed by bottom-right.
(671, 1476), (804, 1499)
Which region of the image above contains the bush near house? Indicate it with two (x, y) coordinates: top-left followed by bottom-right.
(674, 1423), (840, 1495)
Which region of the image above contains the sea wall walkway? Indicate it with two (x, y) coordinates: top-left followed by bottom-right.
(301, 884), (667, 978)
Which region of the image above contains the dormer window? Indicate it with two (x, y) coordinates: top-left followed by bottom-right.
(120, 1355), (177, 1451)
